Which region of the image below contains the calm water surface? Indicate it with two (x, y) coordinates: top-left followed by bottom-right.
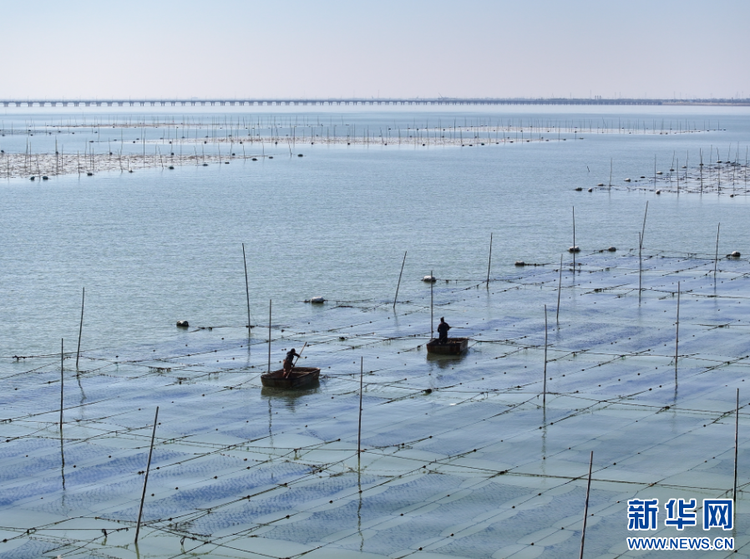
(1, 104), (749, 358)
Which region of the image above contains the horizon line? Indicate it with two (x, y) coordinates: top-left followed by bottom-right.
(2, 96), (750, 108)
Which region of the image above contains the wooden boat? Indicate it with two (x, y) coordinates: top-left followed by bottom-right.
(426, 337), (469, 355)
(261, 367), (320, 389)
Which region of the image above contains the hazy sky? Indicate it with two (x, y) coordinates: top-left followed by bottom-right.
(2, 0), (748, 100)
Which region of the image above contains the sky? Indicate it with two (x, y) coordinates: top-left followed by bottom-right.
(1, 0), (748, 100)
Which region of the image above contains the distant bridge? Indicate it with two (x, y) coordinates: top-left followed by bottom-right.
(1, 97), (748, 108)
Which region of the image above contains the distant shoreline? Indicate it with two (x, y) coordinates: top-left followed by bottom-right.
(2, 97), (750, 109)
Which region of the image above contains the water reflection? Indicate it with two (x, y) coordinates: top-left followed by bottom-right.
(426, 351), (468, 370)
(261, 383), (321, 412)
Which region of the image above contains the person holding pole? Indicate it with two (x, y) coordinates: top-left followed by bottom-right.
(283, 348), (301, 378)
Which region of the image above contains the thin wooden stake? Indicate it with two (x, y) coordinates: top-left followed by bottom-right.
(640, 202), (648, 249)
(76, 287), (85, 370)
(60, 339), (64, 427)
(714, 223), (721, 279)
(733, 388), (739, 505)
(579, 450), (594, 559)
(135, 406), (159, 544)
(267, 300), (272, 374)
(486, 233), (493, 286)
(358, 357), (364, 459)
(675, 282), (680, 379)
(393, 251), (407, 310)
(572, 207), (577, 269)
(543, 305), (548, 405)
(638, 233), (643, 304)
(556, 254), (563, 323)
(430, 270), (434, 340)
(242, 243), (251, 334)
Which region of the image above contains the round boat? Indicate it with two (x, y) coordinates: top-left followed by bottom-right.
(261, 367), (321, 389)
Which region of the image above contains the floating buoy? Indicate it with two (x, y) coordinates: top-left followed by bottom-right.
(587, 188), (593, 192)
(176, 320), (189, 328)
(168, 166), (174, 170)
(729, 251), (741, 258)
(422, 275), (437, 283)
(514, 261), (525, 267)
(624, 178), (631, 182)
(597, 183), (604, 187)
(309, 296), (325, 304)
(568, 246), (580, 253)
(29, 176), (35, 181)
(656, 171), (663, 175)
(607, 246), (617, 252)
(656, 190), (661, 195)
(297, 154), (303, 157)
(574, 187), (583, 191)
(42, 176), (49, 180)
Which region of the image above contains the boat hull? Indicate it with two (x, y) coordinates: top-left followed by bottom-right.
(426, 338), (469, 355)
(261, 367), (321, 389)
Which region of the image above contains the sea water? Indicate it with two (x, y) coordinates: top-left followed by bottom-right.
(1, 104), (750, 558)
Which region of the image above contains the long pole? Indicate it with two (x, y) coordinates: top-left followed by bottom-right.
(267, 300), (272, 374)
(556, 254), (563, 323)
(486, 233), (493, 286)
(60, 339), (64, 427)
(573, 210), (577, 273)
(393, 251), (407, 310)
(242, 243), (251, 334)
(714, 223), (721, 279)
(675, 282), (680, 380)
(358, 357), (364, 459)
(430, 270), (434, 340)
(76, 288), (85, 370)
(579, 451), (594, 559)
(639, 204), (647, 304)
(543, 305), (548, 405)
(734, 388), (739, 504)
(135, 406), (159, 544)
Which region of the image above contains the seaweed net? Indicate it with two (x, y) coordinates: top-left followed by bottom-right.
(1, 250), (749, 558)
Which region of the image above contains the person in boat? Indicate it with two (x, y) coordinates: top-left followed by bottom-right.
(437, 317), (451, 344)
(283, 348), (301, 377)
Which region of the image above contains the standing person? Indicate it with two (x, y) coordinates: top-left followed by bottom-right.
(283, 348), (301, 378)
(437, 317), (451, 344)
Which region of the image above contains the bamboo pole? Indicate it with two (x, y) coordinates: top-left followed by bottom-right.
(556, 255), (563, 323)
(60, 339), (64, 427)
(430, 270), (434, 340)
(714, 223), (721, 278)
(393, 251), (407, 310)
(638, 233), (643, 305)
(76, 288), (85, 370)
(572, 207), (577, 269)
(358, 357), (364, 459)
(733, 388), (739, 505)
(486, 233), (493, 286)
(135, 406), (159, 544)
(579, 451), (594, 559)
(267, 300), (272, 374)
(242, 244), (251, 334)
(675, 282), (680, 380)
(543, 305), (548, 405)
